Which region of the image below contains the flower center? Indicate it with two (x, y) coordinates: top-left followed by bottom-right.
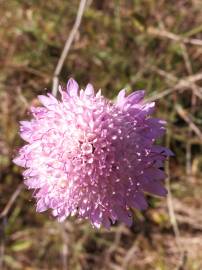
(81, 142), (93, 155)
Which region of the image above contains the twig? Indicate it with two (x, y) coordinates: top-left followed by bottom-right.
(2, 63), (49, 79)
(165, 130), (181, 249)
(175, 105), (202, 140)
(102, 225), (124, 270)
(151, 67), (202, 86)
(177, 251), (188, 270)
(146, 69), (202, 102)
(149, 66), (177, 83)
(0, 183), (23, 269)
(148, 27), (202, 46)
(58, 223), (69, 270)
(180, 43), (196, 177)
(16, 86), (29, 109)
(121, 240), (137, 269)
(52, 0), (87, 96)
(0, 217), (6, 270)
(0, 183), (24, 219)
(165, 131), (188, 270)
(180, 43), (192, 75)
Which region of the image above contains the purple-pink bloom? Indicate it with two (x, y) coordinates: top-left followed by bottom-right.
(13, 78), (173, 228)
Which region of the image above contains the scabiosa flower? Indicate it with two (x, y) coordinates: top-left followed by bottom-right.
(13, 78), (172, 228)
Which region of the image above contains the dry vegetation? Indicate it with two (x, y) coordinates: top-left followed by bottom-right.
(0, 0), (202, 269)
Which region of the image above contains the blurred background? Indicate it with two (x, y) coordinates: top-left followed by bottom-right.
(0, 0), (202, 269)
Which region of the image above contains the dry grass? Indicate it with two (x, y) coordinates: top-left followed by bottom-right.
(0, 1), (202, 269)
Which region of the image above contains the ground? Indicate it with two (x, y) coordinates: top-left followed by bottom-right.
(0, 1), (202, 269)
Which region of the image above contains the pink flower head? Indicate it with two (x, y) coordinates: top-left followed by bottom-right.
(13, 78), (173, 228)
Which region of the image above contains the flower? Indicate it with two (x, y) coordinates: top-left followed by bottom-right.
(13, 78), (173, 228)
